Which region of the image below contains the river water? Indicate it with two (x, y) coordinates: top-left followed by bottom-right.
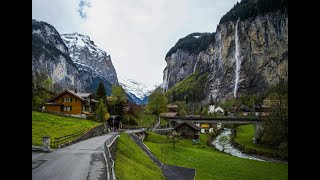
(211, 128), (288, 164)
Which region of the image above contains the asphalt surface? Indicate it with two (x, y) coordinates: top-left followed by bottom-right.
(32, 133), (115, 180)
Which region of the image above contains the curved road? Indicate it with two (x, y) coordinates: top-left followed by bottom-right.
(32, 133), (115, 180)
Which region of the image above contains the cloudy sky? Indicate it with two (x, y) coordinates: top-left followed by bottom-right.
(32, 0), (238, 89)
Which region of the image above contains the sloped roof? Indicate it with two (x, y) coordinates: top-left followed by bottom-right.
(185, 115), (201, 118)
(46, 89), (89, 102)
(91, 99), (98, 103)
(160, 112), (178, 118)
(76, 93), (91, 98)
(68, 90), (92, 98)
(174, 122), (200, 130)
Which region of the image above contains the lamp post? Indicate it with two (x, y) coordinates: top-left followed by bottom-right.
(112, 115), (115, 132)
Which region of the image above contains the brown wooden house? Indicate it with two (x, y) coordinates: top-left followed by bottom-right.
(174, 122), (200, 138)
(44, 89), (98, 115)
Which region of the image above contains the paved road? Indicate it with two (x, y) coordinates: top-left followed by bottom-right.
(32, 133), (115, 180)
(153, 115), (161, 129)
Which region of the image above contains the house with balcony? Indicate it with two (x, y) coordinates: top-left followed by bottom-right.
(44, 89), (98, 115)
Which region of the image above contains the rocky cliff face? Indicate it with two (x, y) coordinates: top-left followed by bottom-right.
(61, 33), (118, 85)
(162, 11), (288, 101)
(162, 32), (213, 91)
(32, 19), (119, 94)
(61, 33), (118, 94)
(32, 19), (82, 91)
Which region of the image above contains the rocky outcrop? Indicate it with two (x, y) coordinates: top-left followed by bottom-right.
(32, 19), (82, 92)
(61, 33), (118, 85)
(162, 10), (288, 101)
(32, 19), (119, 94)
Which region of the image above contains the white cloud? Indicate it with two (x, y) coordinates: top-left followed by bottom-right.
(32, 0), (238, 89)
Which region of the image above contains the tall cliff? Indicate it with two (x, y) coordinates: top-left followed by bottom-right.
(32, 19), (119, 94)
(61, 33), (118, 94)
(32, 19), (82, 91)
(162, 2), (288, 102)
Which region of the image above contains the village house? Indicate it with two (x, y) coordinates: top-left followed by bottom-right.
(207, 98), (225, 115)
(174, 122), (200, 138)
(44, 89), (98, 115)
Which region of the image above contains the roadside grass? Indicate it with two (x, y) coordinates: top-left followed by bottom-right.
(32, 111), (100, 147)
(114, 133), (165, 179)
(235, 124), (277, 153)
(144, 131), (288, 179)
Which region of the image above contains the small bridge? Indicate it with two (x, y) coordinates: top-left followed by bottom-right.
(162, 116), (264, 139)
(121, 128), (147, 141)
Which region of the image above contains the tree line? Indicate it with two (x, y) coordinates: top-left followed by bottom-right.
(219, 0), (288, 24)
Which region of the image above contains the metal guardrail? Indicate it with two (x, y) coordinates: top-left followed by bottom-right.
(104, 132), (120, 180)
(53, 129), (87, 148)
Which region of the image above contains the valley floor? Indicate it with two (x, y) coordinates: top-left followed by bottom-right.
(144, 132), (288, 179)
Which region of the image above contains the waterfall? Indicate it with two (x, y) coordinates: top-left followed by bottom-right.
(219, 32), (223, 63)
(162, 68), (169, 91)
(193, 59), (198, 73)
(234, 18), (241, 98)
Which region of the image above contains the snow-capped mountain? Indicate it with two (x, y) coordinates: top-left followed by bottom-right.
(32, 19), (82, 92)
(119, 77), (155, 104)
(32, 19), (118, 95)
(61, 33), (118, 85)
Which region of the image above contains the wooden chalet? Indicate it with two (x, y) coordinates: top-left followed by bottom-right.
(174, 122), (200, 138)
(44, 89), (98, 115)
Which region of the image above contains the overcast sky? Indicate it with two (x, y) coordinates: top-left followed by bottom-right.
(32, 0), (238, 89)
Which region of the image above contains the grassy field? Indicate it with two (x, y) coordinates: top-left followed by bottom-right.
(32, 111), (100, 147)
(159, 116), (168, 126)
(125, 112), (158, 127)
(114, 133), (165, 179)
(139, 113), (158, 127)
(235, 124), (277, 153)
(144, 131), (288, 180)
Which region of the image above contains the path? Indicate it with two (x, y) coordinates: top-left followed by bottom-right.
(32, 133), (116, 180)
(153, 115), (161, 129)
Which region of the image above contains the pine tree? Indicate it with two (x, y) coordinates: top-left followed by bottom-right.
(96, 82), (106, 103)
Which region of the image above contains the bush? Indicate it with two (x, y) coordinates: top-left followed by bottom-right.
(128, 117), (138, 125)
(278, 141), (288, 160)
(86, 115), (98, 121)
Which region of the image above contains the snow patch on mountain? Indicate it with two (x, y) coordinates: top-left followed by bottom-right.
(61, 32), (118, 85)
(119, 76), (155, 104)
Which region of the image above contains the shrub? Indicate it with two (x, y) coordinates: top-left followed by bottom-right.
(278, 141), (288, 160)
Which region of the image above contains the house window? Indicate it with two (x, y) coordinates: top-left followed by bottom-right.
(63, 106), (72, 111)
(82, 106), (85, 111)
(89, 107), (91, 112)
(63, 97), (72, 102)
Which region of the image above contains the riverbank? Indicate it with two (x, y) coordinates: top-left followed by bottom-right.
(211, 128), (288, 164)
